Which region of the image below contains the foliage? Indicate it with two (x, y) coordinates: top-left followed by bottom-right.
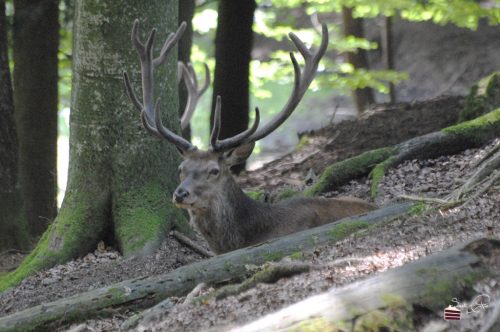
(266, 0), (500, 29)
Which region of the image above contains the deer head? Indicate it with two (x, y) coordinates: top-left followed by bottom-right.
(123, 20), (330, 245)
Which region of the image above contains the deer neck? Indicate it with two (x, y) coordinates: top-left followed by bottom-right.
(188, 176), (259, 253)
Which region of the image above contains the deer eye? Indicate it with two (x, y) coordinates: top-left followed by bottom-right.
(209, 168), (220, 177)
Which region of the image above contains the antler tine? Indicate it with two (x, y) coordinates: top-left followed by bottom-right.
(179, 62), (211, 130)
(140, 110), (161, 138)
(153, 98), (193, 151)
(210, 95), (222, 149)
(212, 107), (260, 152)
(123, 72), (143, 112)
(241, 23), (329, 144)
(153, 22), (187, 68)
(125, 19), (194, 152)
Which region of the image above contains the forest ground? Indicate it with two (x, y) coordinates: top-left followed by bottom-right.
(0, 136), (498, 331)
(0, 17), (499, 332)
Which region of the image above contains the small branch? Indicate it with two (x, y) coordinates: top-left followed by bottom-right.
(398, 195), (449, 205)
(172, 230), (214, 258)
(0, 249), (29, 258)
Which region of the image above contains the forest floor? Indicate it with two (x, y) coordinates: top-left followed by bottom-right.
(0, 134), (498, 331)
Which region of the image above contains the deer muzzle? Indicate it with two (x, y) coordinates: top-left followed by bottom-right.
(173, 187), (190, 204)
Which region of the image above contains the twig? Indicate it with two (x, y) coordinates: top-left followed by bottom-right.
(171, 230), (214, 258)
(398, 194), (449, 205)
(0, 249), (29, 258)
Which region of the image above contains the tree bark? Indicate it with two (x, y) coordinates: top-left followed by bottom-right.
(382, 16), (396, 103)
(233, 238), (499, 331)
(0, 203), (413, 331)
(0, 0), (188, 292)
(0, 0), (28, 250)
(178, 0), (195, 139)
(211, 0), (256, 173)
(13, 0), (59, 236)
(342, 6), (375, 114)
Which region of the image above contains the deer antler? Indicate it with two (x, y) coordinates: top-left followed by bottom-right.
(123, 20), (194, 152)
(210, 23), (328, 153)
(178, 62), (210, 130)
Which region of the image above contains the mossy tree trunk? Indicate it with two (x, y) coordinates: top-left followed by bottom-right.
(0, 0), (186, 291)
(13, 0), (59, 236)
(0, 0), (28, 251)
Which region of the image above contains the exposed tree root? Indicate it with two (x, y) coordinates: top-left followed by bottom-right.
(172, 230), (214, 258)
(304, 108), (499, 198)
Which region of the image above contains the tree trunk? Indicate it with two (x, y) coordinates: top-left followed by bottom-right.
(382, 16), (396, 103)
(178, 0), (195, 139)
(233, 238), (499, 331)
(0, 0), (187, 292)
(211, 0), (256, 173)
(0, 203), (413, 331)
(0, 0), (28, 250)
(13, 0), (59, 236)
(342, 6), (375, 114)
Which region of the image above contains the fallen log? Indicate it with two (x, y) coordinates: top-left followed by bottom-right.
(231, 238), (500, 332)
(0, 203), (413, 332)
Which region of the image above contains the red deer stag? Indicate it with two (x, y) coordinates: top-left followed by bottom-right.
(123, 20), (376, 254)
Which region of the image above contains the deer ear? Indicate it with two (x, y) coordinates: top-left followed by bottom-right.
(224, 142), (255, 167)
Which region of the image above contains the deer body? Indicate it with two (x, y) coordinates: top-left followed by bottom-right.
(191, 194), (375, 253)
(175, 150), (376, 254)
(124, 20), (376, 255)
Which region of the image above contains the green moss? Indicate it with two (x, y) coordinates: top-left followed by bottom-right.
(369, 156), (397, 198)
(328, 220), (370, 241)
(288, 251), (304, 260)
(262, 250), (286, 262)
(443, 108), (500, 141)
(277, 187), (299, 200)
(381, 293), (407, 309)
(114, 182), (186, 256)
(0, 190), (110, 292)
(288, 317), (347, 332)
(459, 72), (500, 122)
(408, 202), (428, 216)
(353, 307), (413, 332)
(418, 269), (484, 311)
(304, 147), (396, 197)
(296, 135), (311, 150)
(245, 190), (264, 201)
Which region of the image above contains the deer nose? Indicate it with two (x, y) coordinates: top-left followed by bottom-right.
(173, 187), (189, 203)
